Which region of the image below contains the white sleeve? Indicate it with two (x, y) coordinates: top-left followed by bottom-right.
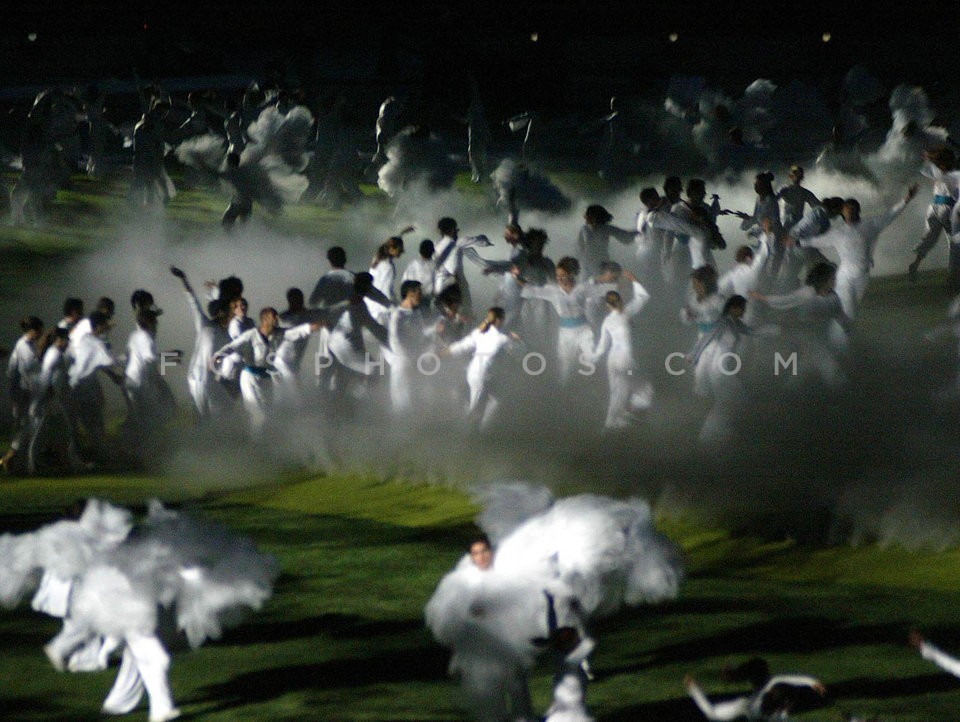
(282, 323), (314, 343)
(761, 674), (823, 691)
(650, 210), (704, 239)
(608, 224), (637, 245)
(586, 324), (612, 364)
(623, 281), (651, 317)
(686, 681), (751, 721)
(520, 284), (556, 302)
(921, 162), (941, 182)
(863, 199), (908, 238)
(214, 329), (252, 358)
(801, 228), (839, 251)
(763, 289), (811, 311)
(921, 641), (960, 679)
(447, 330), (478, 358)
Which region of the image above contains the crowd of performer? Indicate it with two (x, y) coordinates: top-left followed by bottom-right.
(11, 148), (958, 472)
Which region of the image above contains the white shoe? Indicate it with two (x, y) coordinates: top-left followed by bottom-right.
(43, 643), (65, 672)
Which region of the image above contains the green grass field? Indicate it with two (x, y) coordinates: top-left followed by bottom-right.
(1, 174), (959, 721)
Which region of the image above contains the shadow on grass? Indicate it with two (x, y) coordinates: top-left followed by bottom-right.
(192, 644), (449, 714)
(221, 612), (424, 646)
(1, 695), (103, 722)
(605, 616), (909, 675)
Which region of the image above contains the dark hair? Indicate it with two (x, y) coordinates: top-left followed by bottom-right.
(557, 256), (580, 277)
(929, 146), (956, 171)
(735, 245), (755, 263)
(470, 533), (492, 550)
(605, 290), (622, 307)
(436, 284), (462, 308)
(286, 287), (304, 305)
(691, 265), (718, 295)
(663, 176), (682, 194)
(806, 261), (837, 290)
(207, 299), (227, 319)
(136, 307), (159, 329)
(722, 295), (747, 316)
(96, 297), (115, 316)
(639, 187), (660, 207)
(438, 217), (458, 236)
(686, 178), (706, 197)
(598, 260), (622, 276)
(399, 280), (421, 299)
(822, 197), (844, 215)
(259, 307), (278, 322)
(755, 171), (775, 196)
(844, 198), (860, 214)
(353, 271), (374, 295)
(524, 228), (549, 252)
(218, 276), (244, 302)
(89, 311), (110, 330)
(327, 246), (347, 268)
(419, 239), (435, 259)
(584, 204), (612, 225)
(63, 297), (84, 317)
(130, 289), (155, 310)
(20, 316), (43, 333)
(372, 241), (392, 265)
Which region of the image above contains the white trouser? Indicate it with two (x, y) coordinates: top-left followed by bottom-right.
(239, 369), (273, 435)
(389, 359), (414, 413)
(466, 369), (499, 430)
(28, 398), (82, 473)
(687, 681), (751, 721)
(835, 268), (868, 320)
(914, 203), (953, 260)
(605, 365), (652, 429)
(102, 633), (178, 722)
(699, 368), (746, 446)
(557, 325), (593, 384)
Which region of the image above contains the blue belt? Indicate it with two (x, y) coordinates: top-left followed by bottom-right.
(697, 322), (717, 334)
(934, 195), (955, 206)
(559, 316), (588, 328)
(243, 365), (272, 378)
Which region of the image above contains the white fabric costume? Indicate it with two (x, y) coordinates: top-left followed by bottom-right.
(426, 483), (683, 722)
(180, 285), (232, 419)
(401, 257), (436, 299)
(918, 639), (960, 679)
(433, 233), (492, 312)
(6, 333), (40, 454)
(914, 162), (960, 264)
(584, 281), (652, 428)
(687, 674), (825, 720)
(804, 199), (908, 319)
(520, 283), (600, 384)
(0, 499), (277, 722)
(213, 324), (313, 433)
(778, 184), (820, 231)
(575, 223), (636, 278)
(447, 325), (514, 428)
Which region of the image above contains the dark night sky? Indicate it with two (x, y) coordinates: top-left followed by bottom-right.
(1, 1), (956, 106)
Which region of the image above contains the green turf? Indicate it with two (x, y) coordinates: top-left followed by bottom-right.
(1, 175), (960, 721)
(1, 473), (959, 721)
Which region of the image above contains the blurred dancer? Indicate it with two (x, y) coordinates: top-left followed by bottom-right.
(583, 272), (652, 429)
